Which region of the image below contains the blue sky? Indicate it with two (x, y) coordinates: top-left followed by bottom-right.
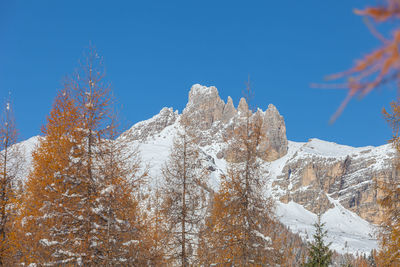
(0, 0), (396, 146)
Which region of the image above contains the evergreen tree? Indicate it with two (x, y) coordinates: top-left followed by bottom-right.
(367, 250), (377, 267)
(304, 213), (333, 267)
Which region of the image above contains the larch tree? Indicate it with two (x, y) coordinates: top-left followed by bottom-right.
(93, 123), (148, 265)
(319, 1), (400, 264)
(268, 223), (308, 266)
(379, 101), (400, 266)
(139, 185), (171, 266)
(161, 114), (209, 266)
(319, 0), (400, 122)
(200, 85), (281, 266)
(18, 47), (146, 266)
(0, 96), (22, 266)
(352, 254), (374, 267)
(18, 87), (84, 265)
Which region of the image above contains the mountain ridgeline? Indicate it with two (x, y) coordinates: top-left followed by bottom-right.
(19, 84), (394, 254)
(125, 84), (392, 224)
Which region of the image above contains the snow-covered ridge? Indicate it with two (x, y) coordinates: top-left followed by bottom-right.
(13, 84), (396, 256)
(129, 115), (385, 254)
(12, 135), (41, 182)
(121, 107), (178, 142)
(295, 138), (392, 159)
(276, 200), (377, 255)
(14, 109), (388, 255)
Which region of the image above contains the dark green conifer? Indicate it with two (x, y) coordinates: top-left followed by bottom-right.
(304, 213), (333, 267)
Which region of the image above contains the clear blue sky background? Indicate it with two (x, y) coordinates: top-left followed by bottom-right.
(0, 0), (396, 146)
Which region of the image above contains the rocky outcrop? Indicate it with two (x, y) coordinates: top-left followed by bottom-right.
(12, 82), (398, 253)
(183, 84), (288, 161)
(222, 96), (236, 123)
(122, 107), (178, 141)
(183, 84), (225, 130)
(260, 104), (288, 161)
(237, 97), (249, 116)
(271, 139), (396, 224)
(118, 84), (393, 225)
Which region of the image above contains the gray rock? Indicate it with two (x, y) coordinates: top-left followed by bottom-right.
(259, 104), (288, 161)
(237, 97), (249, 116)
(222, 96), (236, 123)
(182, 84), (288, 161)
(272, 140), (396, 224)
(122, 107), (178, 141)
(183, 84), (225, 130)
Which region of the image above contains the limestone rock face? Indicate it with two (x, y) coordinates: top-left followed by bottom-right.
(270, 139), (396, 224)
(222, 96), (236, 123)
(237, 97), (249, 116)
(183, 84), (225, 130)
(13, 82), (399, 253)
(182, 84), (288, 161)
(121, 107), (178, 141)
(117, 84), (392, 226)
(259, 104), (288, 161)
(120, 84), (288, 162)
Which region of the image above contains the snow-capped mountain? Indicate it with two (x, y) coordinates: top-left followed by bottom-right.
(17, 84), (394, 255)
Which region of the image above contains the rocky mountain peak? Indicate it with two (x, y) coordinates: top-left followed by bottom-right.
(183, 84), (288, 161)
(121, 107), (178, 142)
(123, 84), (288, 161)
(237, 97), (249, 116)
(222, 96), (236, 123)
(187, 84), (220, 105)
(13, 83), (392, 255)
(266, 103), (278, 113)
(261, 104), (288, 160)
(183, 84), (225, 130)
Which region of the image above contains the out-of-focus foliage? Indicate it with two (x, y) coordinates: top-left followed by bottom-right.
(323, 0), (400, 122)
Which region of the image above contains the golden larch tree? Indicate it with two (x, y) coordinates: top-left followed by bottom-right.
(379, 100), (400, 266)
(138, 185), (171, 266)
(322, 0), (400, 122)
(18, 47), (146, 266)
(321, 1), (400, 264)
(161, 115), (209, 266)
(18, 88), (85, 264)
(200, 85), (282, 266)
(0, 96), (22, 266)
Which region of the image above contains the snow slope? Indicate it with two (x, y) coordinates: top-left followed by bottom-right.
(276, 201), (377, 255)
(14, 116), (387, 256)
(125, 118), (382, 255)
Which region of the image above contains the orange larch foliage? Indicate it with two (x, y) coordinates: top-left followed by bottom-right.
(0, 98), (22, 266)
(377, 100), (400, 266)
(17, 47), (147, 266)
(325, 0), (400, 263)
(18, 88), (86, 265)
(320, 1), (400, 259)
(94, 126), (148, 265)
(200, 92), (282, 266)
(138, 187), (171, 266)
(160, 115), (209, 266)
(323, 0), (400, 122)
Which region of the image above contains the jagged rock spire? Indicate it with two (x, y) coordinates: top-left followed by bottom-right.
(183, 84), (225, 130)
(183, 84), (288, 161)
(222, 96), (236, 123)
(237, 97), (249, 116)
